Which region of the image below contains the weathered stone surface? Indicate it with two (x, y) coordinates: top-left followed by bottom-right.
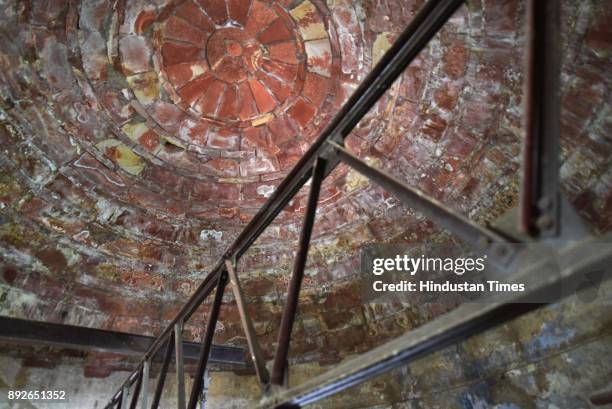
(198, 0), (229, 24)
(175, 1), (215, 32)
(95, 139), (146, 176)
(268, 41), (299, 64)
(248, 78), (277, 113)
(0, 3), (610, 406)
(163, 15), (208, 45)
(260, 18), (293, 44)
(288, 98), (316, 128)
(119, 35), (151, 75)
(305, 38), (332, 77)
(161, 41), (204, 66)
(290, 1), (327, 41)
(127, 71), (160, 106)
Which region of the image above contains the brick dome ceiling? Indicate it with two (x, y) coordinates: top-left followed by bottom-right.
(0, 0), (610, 371)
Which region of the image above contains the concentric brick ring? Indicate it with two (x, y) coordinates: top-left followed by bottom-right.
(72, 0), (362, 196)
(154, 0), (313, 126)
(81, 0), (353, 187)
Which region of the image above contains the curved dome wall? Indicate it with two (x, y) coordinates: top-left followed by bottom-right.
(0, 0), (610, 374)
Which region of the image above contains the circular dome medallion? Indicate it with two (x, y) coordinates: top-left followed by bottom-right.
(112, 0), (341, 176)
(156, 1), (304, 124)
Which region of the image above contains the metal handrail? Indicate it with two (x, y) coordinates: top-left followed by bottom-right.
(102, 0), (569, 407)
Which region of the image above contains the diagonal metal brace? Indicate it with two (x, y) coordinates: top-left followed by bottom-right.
(329, 141), (513, 252)
(271, 158), (326, 386)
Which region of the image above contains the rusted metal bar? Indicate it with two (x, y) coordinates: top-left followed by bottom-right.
(271, 158), (326, 386)
(140, 360), (150, 409)
(120, 385), (129, 409)
(174, 322), (186, 409)
(128, 369), (142, 409)
(591, 386), (612, 405)
(520, 0), (561, 237)
(226, 259), (271, 386)
(187, 272), (228, 409)
(330, 142), (510, 250)
(150, 333), (174, 409)
(0, 316), (246, 365)
(109, 389), (122, 409)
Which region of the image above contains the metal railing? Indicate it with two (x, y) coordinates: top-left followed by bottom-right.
(103, 0), (611, 408)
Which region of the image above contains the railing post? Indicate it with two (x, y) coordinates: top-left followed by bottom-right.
(187, 272), (228, 409)
(121, 385), (129, 409)
(140, 359), (150, 409)
(202, 369), (210, 408)
(226, 259), (271, 387)
(150, 333), (174, 409)
(129, 369), (143, 409)
(520, 0), (561, 237)
(175, 322), (186, 409)
(271, 158), (326, 386)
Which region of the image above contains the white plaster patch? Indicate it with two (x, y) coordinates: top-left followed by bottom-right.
(0, 284), (44, 317)
(59, 246), (80, 267)
(290, 1), (327, 41)
(256, 185), (276, 198)
(200, 229), (223, 242)
(305, 39), (332, 77)
(95, 198), (125, 224)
